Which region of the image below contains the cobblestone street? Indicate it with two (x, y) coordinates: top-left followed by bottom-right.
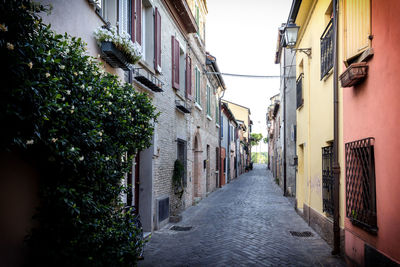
(140, 164), (345, 266)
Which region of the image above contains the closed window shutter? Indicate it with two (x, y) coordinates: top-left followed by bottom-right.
(344, 0), (371, 60)
(171, 36), (180, 89)
(130, 0), (135, 41)
(185, 56), (192, 99)
(154, 7), (161, 71)
(135, 0), (142, 45)
(119, 0), (129, 36)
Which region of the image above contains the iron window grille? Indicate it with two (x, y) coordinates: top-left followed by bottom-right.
(345, 137), (377, 233)
(296, 74), (304, 109)
(320, 19), (334, 80)
(322, 145), (334, 217)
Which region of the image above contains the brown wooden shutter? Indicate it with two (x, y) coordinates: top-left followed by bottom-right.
(154, 7), (161, 71)
(135, 0), (142, 45)
(171, 36), (179, 89)
(130, 0), (135, 42)
(185, 55), (192, 99)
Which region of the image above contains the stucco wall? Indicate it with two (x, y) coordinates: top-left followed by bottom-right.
(342, 0), (400, 263)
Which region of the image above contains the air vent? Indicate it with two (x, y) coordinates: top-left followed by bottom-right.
(289, 231), (313, 237)
(170, 226), (192, 231)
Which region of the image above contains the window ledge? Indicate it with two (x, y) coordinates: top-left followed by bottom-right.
(195, 103), (202, 111)
(138, 60), (156, 76)
(175, 91), (185, 101)
(207, 115), (212, 121)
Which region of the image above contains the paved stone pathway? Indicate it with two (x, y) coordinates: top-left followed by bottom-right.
(139, 164), (345, 266)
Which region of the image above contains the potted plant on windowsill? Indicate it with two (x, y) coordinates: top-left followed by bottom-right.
(339, 62), (368, 87)
(94, 25), (141, 70)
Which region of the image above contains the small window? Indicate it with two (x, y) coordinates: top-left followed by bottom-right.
(195, 67), (201, 104)
(206, 84), (211, 116)
(215, 97), (219, 124)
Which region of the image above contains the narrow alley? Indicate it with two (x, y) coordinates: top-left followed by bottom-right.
(140, 164), (345, 267)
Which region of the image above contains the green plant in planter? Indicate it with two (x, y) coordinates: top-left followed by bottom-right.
(173, 159), (184, 198)
(0, 1), (158, 266)
(94, 25), (142, 64)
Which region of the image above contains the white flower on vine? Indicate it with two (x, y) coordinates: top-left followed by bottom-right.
(27, 62), (33, 69)
(45, 73), (50, 78)
(6, 42), (14, 50)
(70, 147), (75, 152)
(66, 90), (71, 95)
(105, 156), (110, 161)
(60, 65), (65, 70)
(79, 156), (84, 161)
(51, 138), (58, 143)
(26, 140), (34, 145)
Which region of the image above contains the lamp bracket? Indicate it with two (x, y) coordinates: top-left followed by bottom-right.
(291, 48), (312, 56)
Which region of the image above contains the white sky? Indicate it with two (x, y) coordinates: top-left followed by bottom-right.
(206, 0), (292, 152)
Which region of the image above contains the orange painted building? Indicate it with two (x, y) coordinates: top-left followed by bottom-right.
(342, 0), (400, 265)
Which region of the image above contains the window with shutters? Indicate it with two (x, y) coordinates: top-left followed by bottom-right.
(95, 0), (117, 25)
(185, 56), (192, 99)
(344, 0), (371, 61)
(195, 67), (201, 105)
(171, 36), (180, 90)
(141, 0), (155, 65)
(118, 0), (137, 43)
(154, 7), (161, 72)
(179, 46), (186, 93)
(215, 97), (219, 125)
(206, 84), (211, 117)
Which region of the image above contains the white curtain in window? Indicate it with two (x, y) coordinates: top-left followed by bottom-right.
(119, 0), (129, 36)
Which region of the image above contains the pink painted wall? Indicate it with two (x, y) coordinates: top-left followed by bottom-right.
(343, 0), (400, 264)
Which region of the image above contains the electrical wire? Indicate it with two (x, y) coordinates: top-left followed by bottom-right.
(206, 72), (280, 78)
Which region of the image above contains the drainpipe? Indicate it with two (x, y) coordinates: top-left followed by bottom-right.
(332, 0), (341, 255)
(283, 48), (287, 196)
(218, 89), (225, 188)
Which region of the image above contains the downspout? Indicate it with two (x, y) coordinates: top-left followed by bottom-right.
(332, 0), (341, 255)
(218, 89), (225, 188)
(283, 48), (287, 196)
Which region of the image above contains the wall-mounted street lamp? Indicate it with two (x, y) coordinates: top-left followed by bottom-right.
(283, 20), (312, 56)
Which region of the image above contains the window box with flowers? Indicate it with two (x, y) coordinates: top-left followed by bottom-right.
(94, 26), (141, 70)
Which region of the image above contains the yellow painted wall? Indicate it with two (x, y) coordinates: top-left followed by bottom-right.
(295, 0), (335, 219)
(186, 0), (207, 40)
(224, 101), (251, 140)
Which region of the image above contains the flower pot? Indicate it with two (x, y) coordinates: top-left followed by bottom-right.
(100, 41), (131, 71)
(339, 62), (368, 87)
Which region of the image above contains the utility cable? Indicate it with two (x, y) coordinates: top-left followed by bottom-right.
(206, 72), (280, 78)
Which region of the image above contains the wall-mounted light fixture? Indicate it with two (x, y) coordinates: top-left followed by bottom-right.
(283, 20), (312, 56)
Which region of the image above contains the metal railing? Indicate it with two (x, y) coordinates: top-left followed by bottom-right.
(296, 74), (303, 109)
(345, 137), (377, 233)
(322, 145), (334, 217)
(133, 68), (163, 92)
(320, 19), (334, 80)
